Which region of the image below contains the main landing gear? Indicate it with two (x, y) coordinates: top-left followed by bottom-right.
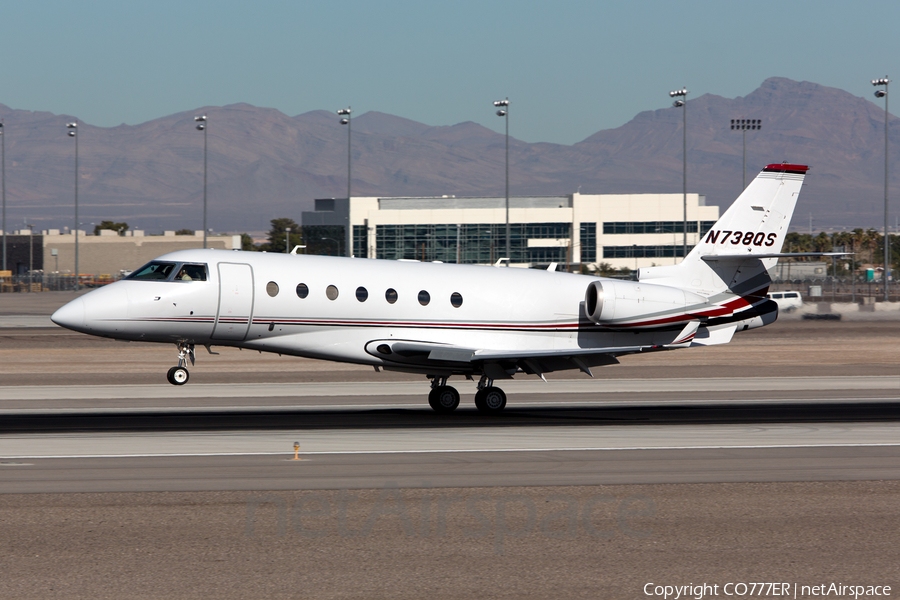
(166, 342), (195, 386)
(427, 375), (507, 414)
(428, 377), (460, 413)
(474, 375), (507, 413)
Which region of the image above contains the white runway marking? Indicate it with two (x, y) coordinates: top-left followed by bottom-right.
(4, 422), (900, 458)
(5, 444), (900, 460)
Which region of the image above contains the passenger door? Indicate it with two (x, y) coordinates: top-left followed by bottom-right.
(213, 263), (254, 340)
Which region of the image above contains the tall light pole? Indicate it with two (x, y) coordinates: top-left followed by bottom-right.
(670, 88), (688, 259)
(493, 99), (510, 261)
(25, 220), (33, 292)
(1, 120), (5, 273)
(730, 119), (762, 190)
(67, 122), (79, 290)
(338, 107), (352, 258)
(873, 77), (890, 301)
(194, 114), (208, 249)
(285, 226), (291, 254)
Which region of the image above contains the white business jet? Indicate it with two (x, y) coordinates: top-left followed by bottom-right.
(52, 163), (826, 413)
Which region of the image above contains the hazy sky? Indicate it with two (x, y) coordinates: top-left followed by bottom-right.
(2, 0), (898, 145)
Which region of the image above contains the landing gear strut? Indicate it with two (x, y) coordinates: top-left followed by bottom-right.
(167, 342), (195, 386)
(427, 376), (460, 413)
(474, 375), (506, 413)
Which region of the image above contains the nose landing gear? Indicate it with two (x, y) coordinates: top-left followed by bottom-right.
(167, 365), (189, 385)
(167, 342), (195, 386)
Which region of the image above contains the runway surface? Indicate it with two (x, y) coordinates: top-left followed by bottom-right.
(1, 303), (899, 598)
(1, 373), (897, 493)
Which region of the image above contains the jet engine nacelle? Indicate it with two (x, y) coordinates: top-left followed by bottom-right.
(584, 279), (709, 326)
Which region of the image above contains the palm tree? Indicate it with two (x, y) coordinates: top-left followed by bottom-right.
(812, 232), (831, 253)
(863, 229), (881, 265)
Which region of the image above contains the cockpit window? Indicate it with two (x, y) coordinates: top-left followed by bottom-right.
(176, 264), (208, 282)
(127, 261), (177, 281)
(126, 261), (208, 282)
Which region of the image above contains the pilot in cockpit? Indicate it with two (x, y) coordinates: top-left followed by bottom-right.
(176, 264), (206, 281)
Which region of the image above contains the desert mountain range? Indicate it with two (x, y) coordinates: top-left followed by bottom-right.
(0, 77), (895, 233)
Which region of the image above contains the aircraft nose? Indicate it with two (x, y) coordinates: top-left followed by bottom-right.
(51, 298), (86, 332)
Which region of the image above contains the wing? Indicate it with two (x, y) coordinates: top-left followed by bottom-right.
(364, 320), (710, 380)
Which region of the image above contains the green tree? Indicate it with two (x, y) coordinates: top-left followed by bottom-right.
(240, 233), (258, 252)
(93, 220), (129, 236)
(261, 218), (302, 253)
(850, 228), (867, 257)
(784, 232), (813, 255)
(594, 262), (617, 276)
(858, 228), (881, 265)
(812, 231), (831, 253)
(175, 228), (194, 236)
(833, 231), (853, 253)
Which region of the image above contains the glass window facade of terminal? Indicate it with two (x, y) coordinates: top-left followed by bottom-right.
(351, 220), (715, 264)
(601, 221), (717, 259)
(579, 223), (596, 263)
(374, 223), (572, 264)
(353, 225), (367, 258)
(603, 245), (688, 259)
(602, 220), (717, 235)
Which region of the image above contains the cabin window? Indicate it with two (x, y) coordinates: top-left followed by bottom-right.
(127, 261), (177, 281)
(326, 285), (339, 300)
(266, 282), (279, 297)
(356, 287), (368, 302)
(450, 292), (463, 308)
(176, 264), (208, 282)
(418, 290), (430, 306)
(385, 288), (398, 304)
(296, 283), (309, 299)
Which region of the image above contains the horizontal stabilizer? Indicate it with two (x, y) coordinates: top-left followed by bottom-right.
(701, 252), (851, 262)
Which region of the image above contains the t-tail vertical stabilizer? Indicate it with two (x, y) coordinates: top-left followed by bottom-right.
(638, 163), (809, 299)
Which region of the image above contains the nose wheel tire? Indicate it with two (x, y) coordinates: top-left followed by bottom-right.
(428, 386), (460, 413)
(167, 366), (190, 386)
(474, 387), (507, 413)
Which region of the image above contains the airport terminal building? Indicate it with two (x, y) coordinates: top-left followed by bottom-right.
(302, 192), (719, 270)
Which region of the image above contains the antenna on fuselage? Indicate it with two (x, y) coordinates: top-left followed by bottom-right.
(290, 245), (306, 255)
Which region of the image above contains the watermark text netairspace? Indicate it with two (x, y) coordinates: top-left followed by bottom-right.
(644, 582), (891, 599)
